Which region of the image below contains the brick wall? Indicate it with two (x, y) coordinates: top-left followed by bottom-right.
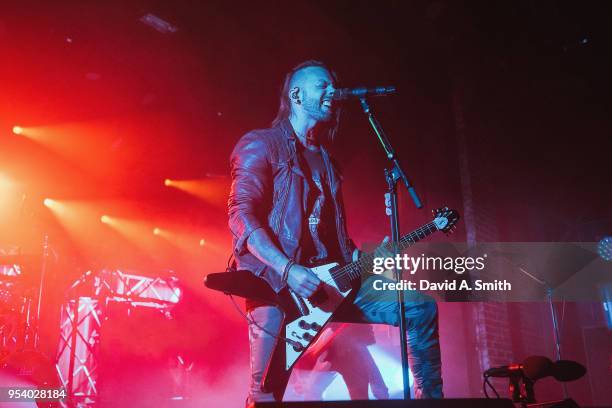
(452, 79), (553, 397)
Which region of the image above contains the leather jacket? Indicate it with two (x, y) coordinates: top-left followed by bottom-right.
(228, 119), (356, 292)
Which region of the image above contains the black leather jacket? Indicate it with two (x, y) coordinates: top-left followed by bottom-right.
(228, 119), (356, 292)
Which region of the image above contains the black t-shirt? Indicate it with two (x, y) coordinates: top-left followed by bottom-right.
(299, 145), (341, 266)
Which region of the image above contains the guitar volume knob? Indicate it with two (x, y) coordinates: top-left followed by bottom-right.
(291, 341), (304, 352)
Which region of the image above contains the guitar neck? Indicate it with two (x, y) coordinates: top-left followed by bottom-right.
(339, 221), (439, 282)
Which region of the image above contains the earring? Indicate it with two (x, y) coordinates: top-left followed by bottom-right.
(291, 92), (300, 105)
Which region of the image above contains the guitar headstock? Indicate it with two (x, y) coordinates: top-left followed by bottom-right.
(432, 206), (460, 234)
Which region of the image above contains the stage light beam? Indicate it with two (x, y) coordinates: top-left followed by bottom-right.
(100, 215), (111, 224)
(0, 174), (13, 191)
(153, 227), (161, 236)
(0, 174), (17, 212)
(199, 239), (206, 246)
(161, 178), (228, 208)
(43, 198), (55, 208)
(12, 126), (23, 135)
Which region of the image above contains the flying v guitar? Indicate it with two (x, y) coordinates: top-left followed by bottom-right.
(205, 207), (459, 392)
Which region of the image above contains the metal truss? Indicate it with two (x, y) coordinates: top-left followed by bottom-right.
(56, 297), (101, 407)
(56, 269), (180, 407)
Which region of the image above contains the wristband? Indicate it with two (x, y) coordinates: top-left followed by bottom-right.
(282, 259), (296, 283)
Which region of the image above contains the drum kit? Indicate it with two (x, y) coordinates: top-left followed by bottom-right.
(0, 252), (45, 352)
(0, 244), (61, 404)
(1, 258), (34, 351)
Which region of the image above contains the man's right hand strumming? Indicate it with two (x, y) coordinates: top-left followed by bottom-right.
(286, 264), (321, 298)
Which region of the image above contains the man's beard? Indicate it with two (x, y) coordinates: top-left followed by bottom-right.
(303, 95), (333, 122)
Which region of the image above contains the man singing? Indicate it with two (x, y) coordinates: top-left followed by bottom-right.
(228, 60), (442, 405)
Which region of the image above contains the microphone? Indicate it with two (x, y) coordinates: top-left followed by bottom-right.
(485, 356), (586, 382)
(551, 360), (587, 382)
(333, 86), (396, 100)
(522, 355), (553, 380)
(484, 364), (524, 378)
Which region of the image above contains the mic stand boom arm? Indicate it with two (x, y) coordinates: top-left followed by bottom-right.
(358, 97), (423, 400)
(359, 98), (422, 208)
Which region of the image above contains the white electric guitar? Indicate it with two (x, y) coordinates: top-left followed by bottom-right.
(205, 206), (459, 392)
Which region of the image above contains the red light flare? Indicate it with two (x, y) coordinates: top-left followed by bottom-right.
(17, 121), (120, 178)
(148, 223), (227, 257)
(163, 178), (228, 209)
(0, 173), (16, 200)
(0, 174), (19, 232)
(100, 215), (159, 251)
(41, 199), (111, 260)
(17, 113), (186, 180)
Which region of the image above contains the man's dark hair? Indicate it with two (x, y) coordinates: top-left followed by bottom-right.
(272, 60), (341, 143)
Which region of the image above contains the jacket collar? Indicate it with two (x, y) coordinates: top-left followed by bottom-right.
(278, 118), (342, 192)
(279, 118), (296, 141)
(279, 118), (328, 154)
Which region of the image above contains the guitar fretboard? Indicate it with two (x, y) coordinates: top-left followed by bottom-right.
(331, 221), (438, 282)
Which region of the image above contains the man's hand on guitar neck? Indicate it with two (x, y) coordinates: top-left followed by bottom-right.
(286, 263), (321, 298)
(374, 236), (393, 258)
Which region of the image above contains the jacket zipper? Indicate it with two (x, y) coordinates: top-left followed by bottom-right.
(322, 149), (348, 259)
(276, 138), (295, 234)
(276, 172), (290, 234)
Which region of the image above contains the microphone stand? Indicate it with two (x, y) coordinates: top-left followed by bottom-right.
(516, 266), (569, 399)
(359, 97), (422, 400)
(497, 259), (569, 399)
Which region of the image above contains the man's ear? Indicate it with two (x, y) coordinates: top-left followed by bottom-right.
(290, 87), (301, 104)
